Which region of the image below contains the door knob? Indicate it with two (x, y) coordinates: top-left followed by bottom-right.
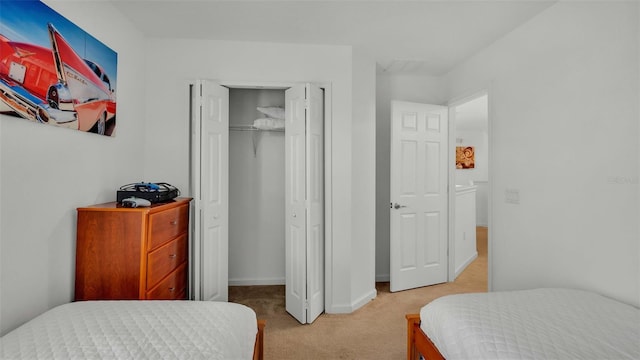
(392, 203), (407, 209)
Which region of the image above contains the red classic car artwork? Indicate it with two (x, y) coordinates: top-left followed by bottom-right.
(0, 23), (116, 135)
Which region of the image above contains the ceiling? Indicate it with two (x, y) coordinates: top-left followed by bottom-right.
(455, 94), (488, 132)
(109, 0), (555, 76)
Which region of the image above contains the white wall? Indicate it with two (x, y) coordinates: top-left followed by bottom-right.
(455, 130), (489, 226)
(637, 1), (640, 302)
(142, 39), (376, 312)
(0, 1), (147, 334)
(443, 1), (640, 306)
(375, 73), (444, 281)
(228, 89), (286, 285)
(349, 48), (377, 308)
(455, 130), (488, 185)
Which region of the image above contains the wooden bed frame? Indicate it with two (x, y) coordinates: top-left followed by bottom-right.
(406, 314), (445, 360)
(406, 289), (640, 360)
(253, 319), (266, 360)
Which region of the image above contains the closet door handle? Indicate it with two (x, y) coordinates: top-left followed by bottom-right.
(292, 213), (297, 218)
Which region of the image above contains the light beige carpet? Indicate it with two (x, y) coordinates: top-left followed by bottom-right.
(230, 227), (488, 359)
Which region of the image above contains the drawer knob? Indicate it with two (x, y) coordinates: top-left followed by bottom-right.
(170, 220), (178, 225)
(168, 287), (175, 292)
(169, 254), (177, 259)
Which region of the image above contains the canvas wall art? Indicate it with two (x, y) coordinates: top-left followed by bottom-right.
(0, 0), (118, 136)
(456, 146), (475, 169)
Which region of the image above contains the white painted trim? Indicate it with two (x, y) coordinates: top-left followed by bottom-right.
(447, 106), (456, 282)
(220, 80), (295, 90)
(486, 83), (495, 292)
(455, 252), (478, 278)
(455, 185), (478, 196)
(351, 288), (376, 312)
(229, 278), (286, 286)
(322, 82), (334, 314)
(188, 80), (202, 301)
(328, 289), (377, 314)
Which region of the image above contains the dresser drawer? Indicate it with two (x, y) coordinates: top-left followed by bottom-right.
(75, 198), (192, 301)
(146, 263), (187, 300)
(147, 233), (187, 289)
(148, 204), (189, 250)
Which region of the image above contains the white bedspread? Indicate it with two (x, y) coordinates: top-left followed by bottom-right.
(1, 300), (258, 360)
(420, 288), (640, 360)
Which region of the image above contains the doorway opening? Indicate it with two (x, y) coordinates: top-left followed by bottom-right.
(449, 91), (489, 289)
(189, 81), (329, 325)
(228, 87), (286, 287)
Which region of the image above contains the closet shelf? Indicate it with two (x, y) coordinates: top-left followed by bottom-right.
(229, 125), (284, 132)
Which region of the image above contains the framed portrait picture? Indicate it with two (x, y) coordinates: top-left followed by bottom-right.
(456, 146), (475, 169)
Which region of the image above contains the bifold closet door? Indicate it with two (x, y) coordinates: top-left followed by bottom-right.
(191, 80), (229, 302)
(285, 83), (324, 324)
(192, 80), (323, 318)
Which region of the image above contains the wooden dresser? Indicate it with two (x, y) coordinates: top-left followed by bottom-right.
(75, 197), (192, 301)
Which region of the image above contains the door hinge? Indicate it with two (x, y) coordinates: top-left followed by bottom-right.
(304, 300), (309, 309)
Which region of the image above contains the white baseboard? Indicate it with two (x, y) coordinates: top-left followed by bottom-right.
(352, 288), (377, 310)
(228, 277), (285, 286)
(455, 251), (478, 278)
(326, 288), (377, 314)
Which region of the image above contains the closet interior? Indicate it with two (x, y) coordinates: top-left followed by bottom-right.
(228, 88), (287, 286)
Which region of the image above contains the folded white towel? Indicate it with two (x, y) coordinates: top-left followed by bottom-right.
(257, 106), (285, 120)
(253, 117), (285, 130)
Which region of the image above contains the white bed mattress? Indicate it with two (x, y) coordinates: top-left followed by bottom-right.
(1, 300), (258, 360)
(420, 288), (640, 360)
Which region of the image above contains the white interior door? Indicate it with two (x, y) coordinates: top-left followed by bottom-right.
(285, 83), (324, 324)
(285, 84), (306, 322)
(306, 84), (324, 323)
(390, 101), (448, 292)
(192, 80), (229, 301)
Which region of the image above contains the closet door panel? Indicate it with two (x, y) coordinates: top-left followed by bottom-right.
(197, 81), (229, 302)
(285, 85), (307, 324)
(285, 83), (325, 324)
(305, 84), (324, 324)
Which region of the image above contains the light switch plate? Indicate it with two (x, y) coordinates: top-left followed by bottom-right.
(505, 188), (520, 204)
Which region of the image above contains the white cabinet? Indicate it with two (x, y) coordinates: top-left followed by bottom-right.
(454, 185), (478, 278)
